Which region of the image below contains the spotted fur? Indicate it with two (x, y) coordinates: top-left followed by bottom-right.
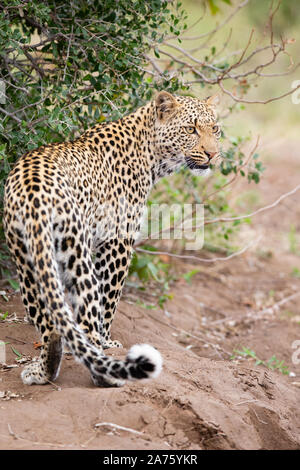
(3, 92), (220, 387)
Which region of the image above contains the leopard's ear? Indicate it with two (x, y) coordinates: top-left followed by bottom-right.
(205, 94), (220, 108)
(155, 91), (179, 121)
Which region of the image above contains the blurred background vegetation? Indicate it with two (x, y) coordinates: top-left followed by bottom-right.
(185, 0), (299, 133)
(0, 0), (298, 295)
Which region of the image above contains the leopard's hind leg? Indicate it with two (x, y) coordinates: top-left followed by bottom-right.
(7, 227), (63, 385)
(93, 238), (134, 349)
(54, 221), (105, 351)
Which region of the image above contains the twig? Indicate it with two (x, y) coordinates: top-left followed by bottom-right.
(136, 236), (261, 264)
(6, 424), (69, 448)
(176, 0), (249, 41)
(205, 183), (300, 226)
(46, 379), (62, 391)
(63, 25), (73, 81)
(0, 106), (22, 123)
(251, 409), (268, 425)
(141, 309), (231, 358)
(234, 399), (258, 406)
(218, 80), (300, 105)
(253, 292), (300, 317)
(94, 422), (143, 435)
(5, 335), (28, 345)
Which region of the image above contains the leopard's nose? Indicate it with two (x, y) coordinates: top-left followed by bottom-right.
(204, 151), (218, 160)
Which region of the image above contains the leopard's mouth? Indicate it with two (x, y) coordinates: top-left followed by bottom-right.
(185, 156), (209, 170)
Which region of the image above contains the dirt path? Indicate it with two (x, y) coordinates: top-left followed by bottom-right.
(0, 139), (299, 450)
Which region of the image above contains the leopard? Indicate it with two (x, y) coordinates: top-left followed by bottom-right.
(3, 91), (221, 387)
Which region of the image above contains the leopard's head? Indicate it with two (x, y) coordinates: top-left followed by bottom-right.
(154, 91), (221, 177)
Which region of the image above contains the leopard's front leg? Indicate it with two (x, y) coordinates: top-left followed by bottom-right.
(94, 238), (134, 349)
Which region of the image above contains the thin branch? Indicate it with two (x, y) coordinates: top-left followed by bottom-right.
(253, 292), (300, 317)
(136, 236), (261, 264)
(94, 422), (143, 435)
(166, 1), (207, 40)
(63, 26), (73, 82)
(22, 48), (46, 79)
(177, 0), (250, 41)
(0, 106), (22, 123)
(217, 28), (255, 82)
(218, 80), (300, 105)
(6, 424), (69, 448)
(141, 309), (232, 358)
(205, 183), (300, 226)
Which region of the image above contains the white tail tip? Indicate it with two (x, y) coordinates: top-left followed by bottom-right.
(127, 343), (163, 379)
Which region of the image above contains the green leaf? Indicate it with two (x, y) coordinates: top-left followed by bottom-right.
(7, 279), (19, 291)
(11, 346), (22, 359)
(183, 269), (200, 284)
(208, 0), (220, 15)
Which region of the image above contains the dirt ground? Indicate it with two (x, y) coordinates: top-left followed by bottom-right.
(0, 137), (299, 450)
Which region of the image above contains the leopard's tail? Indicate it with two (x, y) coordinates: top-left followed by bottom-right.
(23, 213), (162, 387)
(91, 343), (163, 387)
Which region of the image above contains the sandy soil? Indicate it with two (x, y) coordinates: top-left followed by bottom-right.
(0, 139), (299, 450)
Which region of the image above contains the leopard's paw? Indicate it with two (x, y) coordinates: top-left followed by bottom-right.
(21, 361), (48, 385)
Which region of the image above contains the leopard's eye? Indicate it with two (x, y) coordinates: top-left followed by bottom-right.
(212, 125), (219, 133)
(185, 126), (196, 134)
